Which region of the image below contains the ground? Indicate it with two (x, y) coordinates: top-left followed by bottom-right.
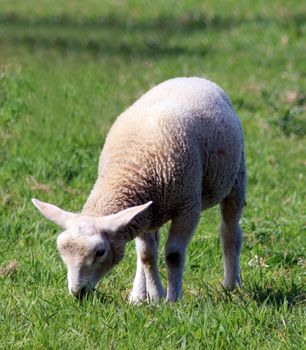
(0, 1), (305, 349)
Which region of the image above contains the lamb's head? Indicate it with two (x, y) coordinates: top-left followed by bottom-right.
(32, 198), (152, 298)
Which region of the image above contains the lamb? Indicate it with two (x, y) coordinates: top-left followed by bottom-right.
(32, 77), (246, 302)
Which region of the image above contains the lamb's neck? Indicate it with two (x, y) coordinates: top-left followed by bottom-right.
(81, 176), (153, 239)
(83, 175), (145, 214)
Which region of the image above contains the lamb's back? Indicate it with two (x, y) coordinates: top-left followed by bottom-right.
(93, 77), (243, 221)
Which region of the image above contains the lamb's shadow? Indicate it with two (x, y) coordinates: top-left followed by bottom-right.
(76, 290), (114, 305)
(93, 290), (114, 304)
(200, 280), (305, 308)
(243, 280), (305, 308)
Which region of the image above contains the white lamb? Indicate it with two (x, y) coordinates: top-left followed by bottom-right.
(32, 77), (246, 302)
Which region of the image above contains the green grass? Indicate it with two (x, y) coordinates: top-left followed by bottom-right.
(0, 1), (305, 349)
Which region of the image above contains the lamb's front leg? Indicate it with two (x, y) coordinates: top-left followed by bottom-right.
(129, 231), (164, 303)
(129, 254), (147, 303)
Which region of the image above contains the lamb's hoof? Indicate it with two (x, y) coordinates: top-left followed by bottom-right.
(222, 279), (241, 291)
(166, 298), (178, 303)
(147, 295), (165, 304)
(129, 293), (147, 305)
(129, 289), (165, 304)
(166, 293), (182, 303)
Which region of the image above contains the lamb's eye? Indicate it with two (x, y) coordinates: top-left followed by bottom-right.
(95, 248), (105, 258)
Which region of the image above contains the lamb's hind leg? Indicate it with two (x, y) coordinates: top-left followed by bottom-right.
(165, 207), (200, 302)
(220, 159), (246, 290)
(129, 230), (164, 303)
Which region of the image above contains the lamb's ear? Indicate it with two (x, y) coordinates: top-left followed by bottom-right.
(31, 198), (78, 229)
(102, 201), (153, 234)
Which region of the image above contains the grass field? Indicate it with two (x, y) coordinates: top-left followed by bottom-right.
(0, 1), (305, 349)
